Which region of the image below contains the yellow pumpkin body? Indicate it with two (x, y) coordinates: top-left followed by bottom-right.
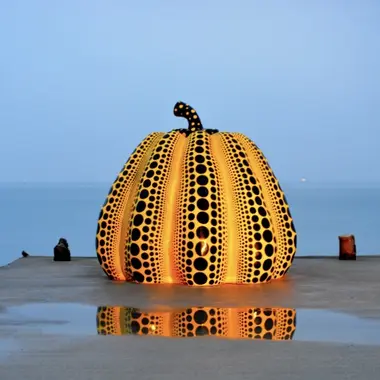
(96, 102), (296, 285)
(96, 306), (297, 340)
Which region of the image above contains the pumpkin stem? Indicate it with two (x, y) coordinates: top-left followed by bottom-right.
(173, 101), (203, 132)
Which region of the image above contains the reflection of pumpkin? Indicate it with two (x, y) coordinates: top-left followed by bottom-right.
(96, 306), (297, 340)
(96, 101), (297, 285)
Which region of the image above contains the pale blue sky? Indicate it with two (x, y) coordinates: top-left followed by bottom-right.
(0, 0), (379, 184)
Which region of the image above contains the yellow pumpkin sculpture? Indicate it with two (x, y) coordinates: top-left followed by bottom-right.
(96, 101), (297, 285)
(96, 306), (297, 340)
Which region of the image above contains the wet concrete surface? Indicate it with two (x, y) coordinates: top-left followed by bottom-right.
(0, 256), (380, 379)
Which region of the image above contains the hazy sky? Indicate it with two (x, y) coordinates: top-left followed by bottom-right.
(1, 0), (379, 184)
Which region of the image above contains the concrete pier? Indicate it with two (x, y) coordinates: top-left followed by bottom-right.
(1, 256), (380, 379)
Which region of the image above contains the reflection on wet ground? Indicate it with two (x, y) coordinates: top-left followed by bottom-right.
(1, 303), (380, 345)
(96, 306), (296, 340)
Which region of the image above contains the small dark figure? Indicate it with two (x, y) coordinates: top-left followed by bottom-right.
(53, 238), (71, 261)
(21, 250), (29, 258)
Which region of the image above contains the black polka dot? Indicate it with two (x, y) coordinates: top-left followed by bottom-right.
(194, 258), (208, 271)
(263, 332), (272, 340)
(263, 230), (273, 242)
(131, 228), (140, 241)
(133, 214), (143, 227)
(194, 310), (208, 324)
(262, 218), (270, 228)
(195, 326), (209, 336)
(131, 321), (140, 333)
(136, 201), (146, 212)
(130, 244), (139, 256)
(197, 175), (208, 185)
(258, 207), (267, 216)
(131, 258), (142, 270)
(197, 187), (208, 197)
(195, 241), (209, 256)
(196, 165), (207, 174)
(265, 318), (274, 330)
(133, 272), (145, 282)
(196, 226), (209, 239)
(193, 272), (208, 285)
(263, 259), (272, 271)
(197, 212), (209, 224)
(265, 244), (274, 257)
(197, 199), (209, 210)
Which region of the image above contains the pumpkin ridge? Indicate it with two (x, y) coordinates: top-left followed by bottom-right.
(173, 132), (196, 284)
(96, 306), (123, 335)
(121, 307), (136, 335)
(216, 133), (251, 283)
(166, 134), (190, 283)
(237, 134), (297, 278)
(205, 133), (229, 284)
(120, 134), (166, 280)
(174, 131), (228, 285)
(96, 132), (163, 281)
(209, 134), (238, 283)
(219, 133), (277, 283)
(161, 132), (188, 283)
(274, 308), (297, 340)
(125, 131), (182, 284)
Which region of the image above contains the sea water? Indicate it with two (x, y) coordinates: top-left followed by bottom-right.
(0, 182), (379, 266)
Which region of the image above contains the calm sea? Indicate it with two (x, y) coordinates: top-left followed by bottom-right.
(1, 182), (379, 266)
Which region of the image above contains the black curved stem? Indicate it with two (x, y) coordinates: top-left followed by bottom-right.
(173, 101), (203, 132)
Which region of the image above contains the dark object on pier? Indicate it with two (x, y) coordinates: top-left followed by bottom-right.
(339, 235), (356, 260)
(21, 250), (29, 258)
(53, 238), (71, 261)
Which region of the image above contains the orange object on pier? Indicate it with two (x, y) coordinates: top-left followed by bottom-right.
(339, 235), (356, 260)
